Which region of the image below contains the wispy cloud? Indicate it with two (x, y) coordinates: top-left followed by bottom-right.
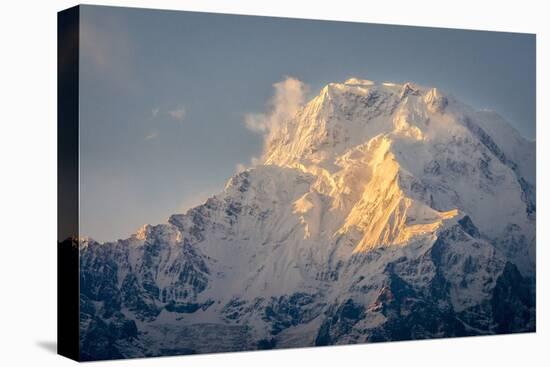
(80, 13), (141, 94)
(150, 106), (186, 121)
(168, 106), (186, 121)
(244, 113), (269, 133)
(145, 131), (159, 140)
(146, 105), (186, 140)
(235, 163), (247, 173)
(243, 77), (308, 163)
(235, 156), (261, 173)
(244, 77), (308, 137)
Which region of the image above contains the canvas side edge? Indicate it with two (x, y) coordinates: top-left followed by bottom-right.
(57, 5), (81, 362)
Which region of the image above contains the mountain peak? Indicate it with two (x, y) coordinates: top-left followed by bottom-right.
(343, 77), (375, 86)
(261, 78), (534, 266)
(79, 77), (536, 358)
(264, 78), (445, 168)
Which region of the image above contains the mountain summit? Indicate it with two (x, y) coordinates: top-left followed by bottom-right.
(79, 78), (535, 360)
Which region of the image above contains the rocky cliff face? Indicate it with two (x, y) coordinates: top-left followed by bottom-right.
(78, 78), (535, 360)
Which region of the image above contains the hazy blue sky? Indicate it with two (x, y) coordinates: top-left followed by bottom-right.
(79, 5), (536, 242)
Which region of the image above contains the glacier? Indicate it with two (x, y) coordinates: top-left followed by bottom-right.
(78, 78), (535, 360)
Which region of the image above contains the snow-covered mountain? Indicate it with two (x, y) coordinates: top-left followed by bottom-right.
(79, 78), (535, 360)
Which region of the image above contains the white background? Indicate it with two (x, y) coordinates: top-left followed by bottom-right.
(0, 0), (547, 365)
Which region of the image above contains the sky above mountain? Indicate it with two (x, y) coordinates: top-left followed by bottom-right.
(78, 5), (535, 242)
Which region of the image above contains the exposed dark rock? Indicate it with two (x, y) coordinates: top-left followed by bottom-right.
(491, 262), (535, 333)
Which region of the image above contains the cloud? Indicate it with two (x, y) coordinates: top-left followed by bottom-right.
(80, 13), (141, 94)
(146, 105), (186, 140)
(235, 155), (262, 173)
(145, 131), (159, 140)
(250, 156), (261, 166)
(244, 77), (308, 137)
(244, 113), (269, 133)
(168, 106), (186, 121)
(235, 163), (247, 173)
(150, 106), (185, 121)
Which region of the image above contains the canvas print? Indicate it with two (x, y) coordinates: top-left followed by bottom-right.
(58, 5), (536, 361)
